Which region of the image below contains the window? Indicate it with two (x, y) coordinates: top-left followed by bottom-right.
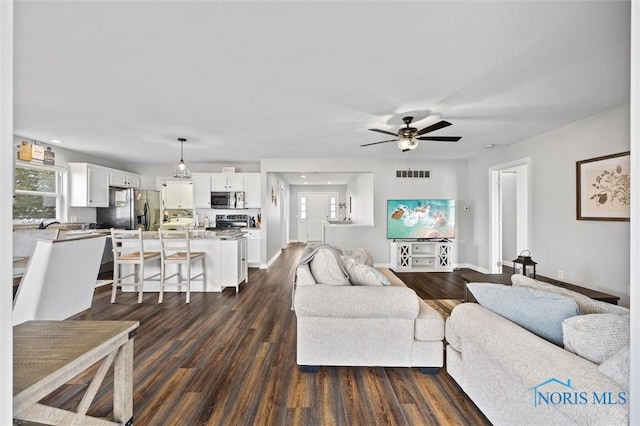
(300, 196), (307, 220)
(329, 196), (337, 219)
(14, 163), (64, 221)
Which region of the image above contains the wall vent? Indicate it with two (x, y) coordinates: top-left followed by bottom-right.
(396, 170), (430, 178)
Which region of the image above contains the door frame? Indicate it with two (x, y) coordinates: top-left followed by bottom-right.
(489, 158), (531, 273)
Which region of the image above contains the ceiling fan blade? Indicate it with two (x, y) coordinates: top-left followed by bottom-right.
(359, 139), (398, 147)
(416, 136), (462, 142)
(369, 128), (398, 137)
(416, 120), (452, 135)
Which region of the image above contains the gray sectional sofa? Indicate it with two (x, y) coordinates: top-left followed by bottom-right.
(446, 275), (630, 425)
(293, 244), (444, 371)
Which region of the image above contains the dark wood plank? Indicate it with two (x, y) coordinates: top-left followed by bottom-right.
(36, 243), (489, 425)
(391, 269), (469, 300)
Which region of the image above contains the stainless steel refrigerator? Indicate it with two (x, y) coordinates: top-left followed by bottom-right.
(96, 188), (161, 231)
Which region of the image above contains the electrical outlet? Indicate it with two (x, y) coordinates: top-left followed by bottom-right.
(557, 270), (564, 280)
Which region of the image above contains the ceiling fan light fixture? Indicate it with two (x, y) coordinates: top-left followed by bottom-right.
(397, 137), (418, 151)
(173, 138), (192, 179)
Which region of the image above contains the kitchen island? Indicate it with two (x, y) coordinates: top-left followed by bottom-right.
(119, 230), (248, 293)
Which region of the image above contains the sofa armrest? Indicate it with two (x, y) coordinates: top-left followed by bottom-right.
(294, 284), (419, 319)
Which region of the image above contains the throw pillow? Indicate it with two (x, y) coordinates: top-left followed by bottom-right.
(295, 264), (316, 286)
(343, 259), (390, 286)
(467, 282), (579, 346)
(599, 346), (630, 391)
(562, 314), (630, 364)
(339, 248), (374, 266)
(511, 275), (629, 316)
(309, 248), (350, 286)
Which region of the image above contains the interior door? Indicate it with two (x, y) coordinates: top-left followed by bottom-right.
(298, 193), (330, 242)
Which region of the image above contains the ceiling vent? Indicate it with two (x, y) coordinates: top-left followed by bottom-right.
(396, 170), (430, 178)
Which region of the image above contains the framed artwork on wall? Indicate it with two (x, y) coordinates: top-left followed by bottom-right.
(576, 151), (630, 221)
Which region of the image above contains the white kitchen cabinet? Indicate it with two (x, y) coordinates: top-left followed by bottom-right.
(245, 229), (261, 267)
(163, 181), (193, 209)
(243, 173), (261, 208)
(220, 237), (248, 291)
(109, 170), (140, 188)
(192, 173), (212, 208)
(68, 163), (110, 207)
(211, 173), (244, 191)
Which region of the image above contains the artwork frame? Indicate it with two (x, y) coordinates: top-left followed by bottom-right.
(576, 151), (630, 221)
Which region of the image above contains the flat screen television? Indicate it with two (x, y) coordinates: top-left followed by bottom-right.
(387, 199), (456, 240)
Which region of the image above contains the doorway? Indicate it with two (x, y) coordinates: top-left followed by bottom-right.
(489, 159), (530, 273)
(297, 192), (338, 242)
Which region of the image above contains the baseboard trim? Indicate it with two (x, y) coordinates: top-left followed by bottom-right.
(266, 249), (281, 269)
(456, 263), (491, 274)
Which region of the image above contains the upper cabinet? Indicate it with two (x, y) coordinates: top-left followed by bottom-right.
(68, 163), (110, 207)
(211, 173), (244, 192)
(193, 174), (213, 208)
(193, 172), (262, 209)
(163, 181), (194, 209)
(243, 173), (261, 208)
(69, 163), (141, 207)
(109, 170), (140, 188)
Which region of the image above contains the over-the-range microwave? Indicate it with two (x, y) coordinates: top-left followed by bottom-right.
(211, 191), (245, 209)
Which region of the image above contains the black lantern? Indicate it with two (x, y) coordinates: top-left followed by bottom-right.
(512, 250), (537, 278)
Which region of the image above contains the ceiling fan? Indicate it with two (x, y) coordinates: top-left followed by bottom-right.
(361, 116), (461, 152)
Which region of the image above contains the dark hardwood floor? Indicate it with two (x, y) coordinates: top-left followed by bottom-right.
(40, 243), (489, 425)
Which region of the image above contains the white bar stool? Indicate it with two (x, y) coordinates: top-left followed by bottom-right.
(158, 229), (206, 304)
(111, 228), (161, 303)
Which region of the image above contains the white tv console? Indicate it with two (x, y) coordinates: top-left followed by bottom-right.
(390, 240), (453, 272)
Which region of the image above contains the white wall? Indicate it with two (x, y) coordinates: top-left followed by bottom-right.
(264, 172), (288, 265)
(629, 2), (639, 422)
(501, 171), (517, 263)
(468, 104), (631, 306)
(1, 1), (13, 422)
(346, 172), (374, 225)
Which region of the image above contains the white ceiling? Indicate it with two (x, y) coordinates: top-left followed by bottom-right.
(13, 1), (631, 166)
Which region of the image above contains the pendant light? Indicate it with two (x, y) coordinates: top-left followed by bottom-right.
(173, 137), (191, 179)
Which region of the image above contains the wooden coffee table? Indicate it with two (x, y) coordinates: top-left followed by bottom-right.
(461, 272), (619, 305)
(14, 320), (139, 426)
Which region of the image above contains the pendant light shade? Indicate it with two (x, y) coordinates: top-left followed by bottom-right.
(173, 138), (191, 179)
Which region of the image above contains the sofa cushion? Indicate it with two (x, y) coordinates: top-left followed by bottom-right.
(511, 274), (629, 316)
(294, 285), (419, 319)
(415, 299), (445, 341)
(599, 346), (630, 391)
(339, 247), (374, 266)
(467, 282), (579, 346)
(309, 248), (350, 286)
(562, 313), (630, 364)
(344, 259), (390, 286)
(296, 264), (316, 286)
